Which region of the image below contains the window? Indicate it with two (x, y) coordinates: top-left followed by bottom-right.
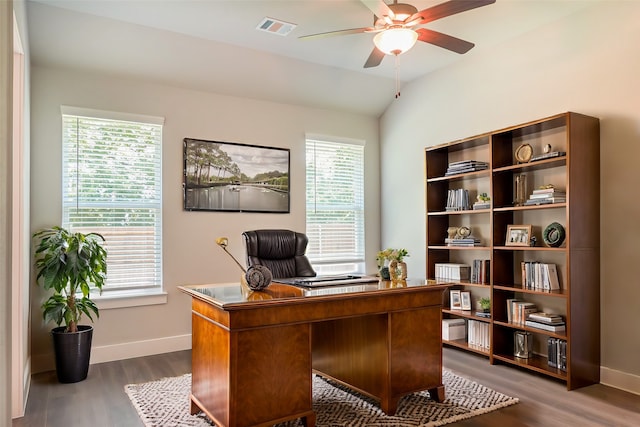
(61, 106), (164, 300)
(305, 136), (365, 275)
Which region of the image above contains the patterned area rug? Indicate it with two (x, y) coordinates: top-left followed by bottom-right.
(125, 370), (518, 427)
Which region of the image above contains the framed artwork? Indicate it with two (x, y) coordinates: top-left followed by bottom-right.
(460, 291), (471, 311)
(506, 224), (532, 247)
(183, 138), (290, 213)
(450, 290), (462, 310)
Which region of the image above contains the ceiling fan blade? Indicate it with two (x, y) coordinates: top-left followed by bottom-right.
(416, 28), (475, 54)
(360, 0), (395, 21)
(363, 47), (385, 68)
(299, 27), (372, 40)
(408, 0), (495, 26)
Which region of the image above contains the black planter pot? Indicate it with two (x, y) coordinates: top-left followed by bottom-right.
(51, 325), (93, 383)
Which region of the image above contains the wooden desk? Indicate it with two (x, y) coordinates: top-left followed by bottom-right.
(179, 279), (448, 427)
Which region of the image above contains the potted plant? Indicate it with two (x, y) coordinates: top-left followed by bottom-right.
(478, 297), (491, 312)
(376, 249), (393, 279)
(33, 226), (107, 383)
(376, 248), (410, 280)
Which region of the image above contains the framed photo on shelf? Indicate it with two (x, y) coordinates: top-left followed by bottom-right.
(506, 224), (532, 247)
(460, 291), (471, 311)
(450, 290), (462, 310)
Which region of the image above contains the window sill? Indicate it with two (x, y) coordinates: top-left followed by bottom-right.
(93, 290), (168, 310)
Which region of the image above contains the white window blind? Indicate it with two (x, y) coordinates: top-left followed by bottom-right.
(61, 107), (163, 295)
(305, 137), (365, 275)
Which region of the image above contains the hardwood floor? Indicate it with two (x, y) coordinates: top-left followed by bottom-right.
(13, 348), (640, 426)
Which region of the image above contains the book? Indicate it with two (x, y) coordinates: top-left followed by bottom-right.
(532, 187), (562, 194)
(445, 189), (470, 211)
(434, 263), (471, 280)
(514, 302), (537, 324)
(546, 264), (560, 290)
(471, 259), (489, 284)
(528, 312), (564, 324)
(529, 192), (566, 199)
(446, 237), (482, 247)
(524, 198), (566, 205)
(531, 151), (566, 162)
(526, 320), (566, 332)
(506, 298), (521, 323)
(547, 337), (568, 371)
(472, 202), (490, 210)
(445, 161), (489, 176)
(520, 262), (561, 290)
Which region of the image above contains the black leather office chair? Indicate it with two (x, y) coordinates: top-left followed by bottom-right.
(242, 229), (316, 279)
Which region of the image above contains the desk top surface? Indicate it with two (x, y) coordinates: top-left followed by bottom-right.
(179, 279), (449, 309)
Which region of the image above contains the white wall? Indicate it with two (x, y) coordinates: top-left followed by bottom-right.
(1, 1), (14, 424)
(380, 1), (640, 392)
(30, 67), (380, 372)
(11, 0), (31, 418)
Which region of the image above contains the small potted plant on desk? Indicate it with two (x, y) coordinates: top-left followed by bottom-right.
(33, 226), (107, 383)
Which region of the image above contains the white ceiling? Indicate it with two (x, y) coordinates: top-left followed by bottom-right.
(26, 0), (601, 116)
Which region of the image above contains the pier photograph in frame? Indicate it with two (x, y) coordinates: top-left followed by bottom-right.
(183, 138), (290, 213)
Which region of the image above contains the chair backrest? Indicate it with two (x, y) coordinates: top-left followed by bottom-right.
(242, 229), (316, 279)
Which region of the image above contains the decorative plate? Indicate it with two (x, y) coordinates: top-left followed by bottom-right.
(542, 222), (565, 247)
(515, 143), (533, 163)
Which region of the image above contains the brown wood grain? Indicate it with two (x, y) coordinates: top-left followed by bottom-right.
(182, 282), (448, 426)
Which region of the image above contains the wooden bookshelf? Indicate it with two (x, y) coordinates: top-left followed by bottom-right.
(426, 112), (600, 390)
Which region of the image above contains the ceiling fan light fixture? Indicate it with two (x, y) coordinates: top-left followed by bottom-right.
(373, 27), (418, 56)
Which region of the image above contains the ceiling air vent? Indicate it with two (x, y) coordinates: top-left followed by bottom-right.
(256, 17), (296, 36)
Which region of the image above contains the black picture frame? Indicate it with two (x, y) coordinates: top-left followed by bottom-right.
(183, 138), (290, 213)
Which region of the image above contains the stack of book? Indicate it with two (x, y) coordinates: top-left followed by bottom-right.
(444, 160), (489, 176)
(531, 151), (566, 162)
(521, 262), (561, 290)
(548, 337), (567, 371)
(468, 320), (490, 351)
(506, 299), (537, 325)
(445, 189), (470, 211)
(526, 312), (566, 332)
(472, 200), (490, 210)
(525, 187), (566, 205)
(434, 263), (470, 281)
(445, 236), (482, 247)
(471, 259), (489, 284)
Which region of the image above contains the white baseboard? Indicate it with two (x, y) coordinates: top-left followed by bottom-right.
(11, 356), (30, 419)
(31, 334), (192, 374)
(601, 366), (640, 395)
(91, 333), (192, 364)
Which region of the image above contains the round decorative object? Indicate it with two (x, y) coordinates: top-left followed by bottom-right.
(244, 265), (272, 290)
(515, 143), (533, 163)
(543, 143), (552, 154)
(457, 226), (471, 238)
(542, 222), (566, 247)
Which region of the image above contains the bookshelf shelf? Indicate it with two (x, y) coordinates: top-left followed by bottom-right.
(428, 209), (490, 216)
(492, 353), (567, 380)
(444, 338), (490, 356)
(427, 245), (491, 251)
(493, 285), (568, 297)
(493, 320), (568, 339)
(493, 203), (566, 212)
(443, 309), (491, 322)
(426, 112), (600, 390)
(492, 156), (566, 173)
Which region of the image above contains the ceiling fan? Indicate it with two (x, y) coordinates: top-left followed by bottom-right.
(300, 0), (496, 68)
